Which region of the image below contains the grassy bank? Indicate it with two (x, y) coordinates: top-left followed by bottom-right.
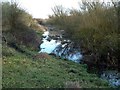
(2, 44), (110, 88)
(2, 1), (111, 88)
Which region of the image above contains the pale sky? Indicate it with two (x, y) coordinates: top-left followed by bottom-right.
(14, 0), (81, 19)
(3, 0), (113, 19)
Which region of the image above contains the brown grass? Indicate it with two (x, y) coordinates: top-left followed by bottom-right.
(65, 81), (81, 88)
(34, 53), (50, 60)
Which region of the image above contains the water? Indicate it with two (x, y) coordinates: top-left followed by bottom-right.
(101, 70), (120, 87)
(39, 31), (82, 62)
(40, 39), (61, 54)
(53, 43), (82, 63)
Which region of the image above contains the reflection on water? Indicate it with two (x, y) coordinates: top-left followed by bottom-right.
(39, 31), (82, 62)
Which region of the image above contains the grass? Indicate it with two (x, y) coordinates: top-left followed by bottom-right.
(1, 1), (119, 88)
(2, 44), (111, 88)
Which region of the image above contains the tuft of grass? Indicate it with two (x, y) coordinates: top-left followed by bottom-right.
(65, 81), (80, 88)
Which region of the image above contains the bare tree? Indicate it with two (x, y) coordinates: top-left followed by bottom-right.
(52, 5), (68, 17)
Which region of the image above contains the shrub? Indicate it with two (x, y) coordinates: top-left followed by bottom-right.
(2, 2), (41, 50)
(2, 2), (33, 30)
(47, 1), (120, 71)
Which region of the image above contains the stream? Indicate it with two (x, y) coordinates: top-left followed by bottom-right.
(39, 30), (82, 63)
(39, 26), (120, 87)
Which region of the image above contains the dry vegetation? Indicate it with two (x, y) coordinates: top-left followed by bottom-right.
(2, 2), (43, 50)
(47, 1), (120, 71)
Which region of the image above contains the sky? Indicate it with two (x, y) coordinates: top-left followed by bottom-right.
(3, 0), (113, 19)
(8, 0), (81, 19)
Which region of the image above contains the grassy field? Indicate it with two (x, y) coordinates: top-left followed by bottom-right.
(2, 43), (111, 88)
(2, 1), (112, 88)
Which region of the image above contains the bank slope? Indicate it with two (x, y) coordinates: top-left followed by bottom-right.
(2, 44), (110, 88)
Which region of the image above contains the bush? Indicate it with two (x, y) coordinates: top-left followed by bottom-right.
(47, 1), (120, 71)
(2, 2), (33, 30)
(2, 2), (41, 51)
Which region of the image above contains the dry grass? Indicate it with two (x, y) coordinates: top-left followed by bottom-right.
(65, 81), (80, 88)
(34, 53), (50, 60)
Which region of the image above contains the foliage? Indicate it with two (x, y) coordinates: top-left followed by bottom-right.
(2, 2), (41, 50)
(47, 1), (120, 71)
(2, 2), (33, 29)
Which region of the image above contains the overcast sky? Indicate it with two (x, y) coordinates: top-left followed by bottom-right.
(14, 0), (81, 19)
(3, 0), (113, 19)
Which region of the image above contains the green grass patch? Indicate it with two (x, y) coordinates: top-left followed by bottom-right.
(2, 45), (110, 88)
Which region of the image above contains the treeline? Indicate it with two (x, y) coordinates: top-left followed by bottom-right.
(47, 1), (120, 71)
(2, 2), (42, 51)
